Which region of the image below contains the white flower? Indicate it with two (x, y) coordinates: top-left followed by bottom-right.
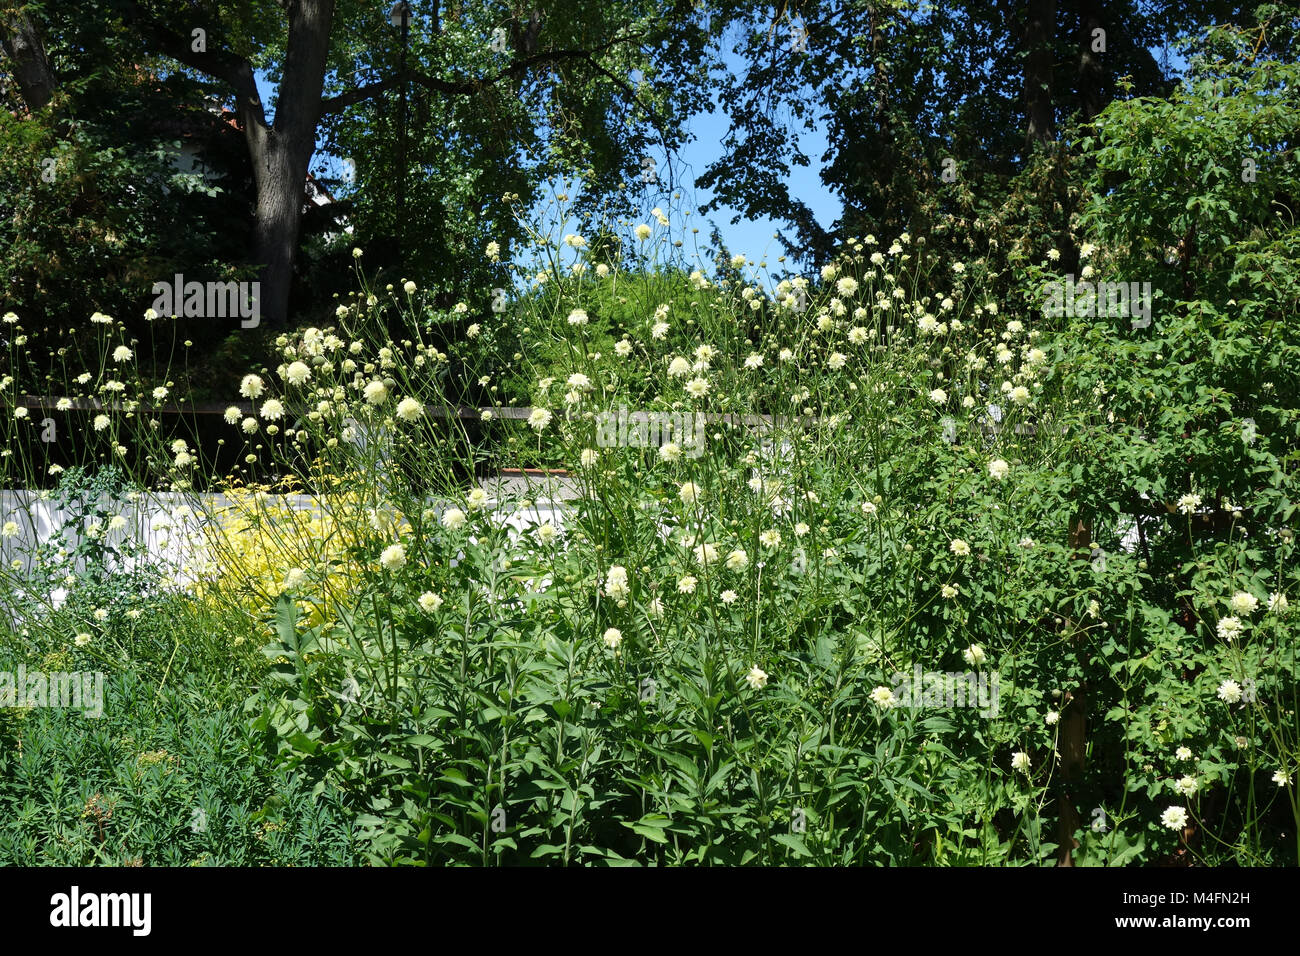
(1216, 616), (1244, 642)
(1268, 592), (1289, 616)
(760, 529), (782, 549)
(987, 459), (1010, 480)
(1011, 751), (1031, 773)
(949, 538), (971, 557)
(285, 361), (311, 386)
(677, 575), (697, 594)
(678, 481), (702, 505)
(745, 666), (768, 690)
(651, 321), (670, 340)
(836, 277), (859, 296)
(283, 568), (306, 590)
(1176, 492), (1202, 515)
(241, 417), (258, 434)
(223, 406), (241, 425)
(870, 686), (897, 709)
(940, 584), (959, 599)
(1216, 679), (1242, 704)
(605, 565), (631, 602)
(614, 339), (633, 357)
(1045, 711), (1060, 725)
(466, 488), (490, 510)
(962, 644), (986, 666)
(364, 380), (388, 404)
(827, 351), (848, 371)
(1160, 806), (1188, 830)
(667, 356), (691, 377)
(1019, 536), (1035, 549)
(396, 397), (423, 421)
(441, 508), (467, 530)
(379, 544), (407, 571)
(603, 627), (623, 650)
(635, 223), (652, 241)
(1009, 385), (1031, 405)
(1175, 746), (1193, 761)
(419, 591), (444, 613)
(726, 549), (749, 571)
(93, 414), (110, 432)
(1229, 591), (1259, 616)
(1273, 769), (1292, 787)
(580, 448), (598, 467)
(1174, 775), (1199, 797)
(112, 345), (133, 362)
(720, 589), (738, 604)
(567, 309), (589, 326)
(928, 388), (948, 405)
(528, 407), (552, 431)
(259, 399), (285, 421)
(861, 501), (878, 516)
(685, 376), (710, 398)
(75, 633), (92, 647)
(239, 375), (265, 399)
(693, 542), (719, 566)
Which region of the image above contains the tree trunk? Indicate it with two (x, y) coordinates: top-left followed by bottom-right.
(250, 138), (311, 329)
(245, 0), (336, 327)
(1076, 0), (1104, 124)
(1, 7), (56, 111)
(1023, 0), (1056, 146)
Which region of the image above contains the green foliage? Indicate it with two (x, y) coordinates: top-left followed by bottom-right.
(0, 665), (357, 865)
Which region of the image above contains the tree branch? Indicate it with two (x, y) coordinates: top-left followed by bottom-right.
(120, 1), (267, 133)
(319, 32), (647, 115)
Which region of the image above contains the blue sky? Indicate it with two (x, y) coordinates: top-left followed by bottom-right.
(662, 104), (840, 265)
